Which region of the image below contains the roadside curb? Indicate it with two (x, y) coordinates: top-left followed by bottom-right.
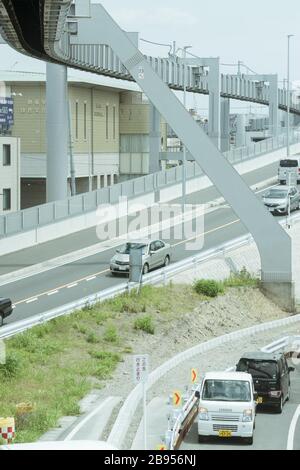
(0, 177), (277, 288)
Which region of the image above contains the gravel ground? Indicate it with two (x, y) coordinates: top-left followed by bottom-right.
(95, 287), (300, 445)
(122, 321), (300, 449)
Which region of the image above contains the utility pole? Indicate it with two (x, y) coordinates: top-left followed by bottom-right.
(182, 46), (192, 216)
(68, 101), (76, 196)
(287, 34), (294, 157)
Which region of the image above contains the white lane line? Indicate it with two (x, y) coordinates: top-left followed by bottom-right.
(256, 183), (279, 194)
(47, 290), (59, 296)
(287, 405), (300, 450)
(86, 276), (96, 282)
(64, 397), (115, 441)
(67, 283), (78, 289)
(26, 297), (38, 304)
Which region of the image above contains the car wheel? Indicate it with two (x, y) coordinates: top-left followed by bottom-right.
(164, 255), (170, 267)
(0, 313), (3, 327)
(244, 436), (253, 446)
(286, 385), (291, 402)
(142, 263), (149, 275)
(275, 397), (283, 414)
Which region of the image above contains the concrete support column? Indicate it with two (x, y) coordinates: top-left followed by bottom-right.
(208, 59), (221, 149)
(220, 98), (230, 152)
(97, 175), (101, 189)
(149, 102), (161, 174)
(236, 114), (246, 148)
(269, 75), (279, 137)
(46, 63), (68, 202)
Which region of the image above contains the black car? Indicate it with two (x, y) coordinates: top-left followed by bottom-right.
(236, 351), (295, 413)
(0, 297), (13, 326)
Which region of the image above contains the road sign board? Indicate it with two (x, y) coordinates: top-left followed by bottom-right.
(191, 368), (198, 384)
(173, 391), (182, 407)
(133, 354), (149, 384)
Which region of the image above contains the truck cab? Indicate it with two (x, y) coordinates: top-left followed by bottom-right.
(196, 371), (256, 445)
(278, 158), (300, 185)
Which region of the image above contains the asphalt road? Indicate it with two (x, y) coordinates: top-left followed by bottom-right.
(0, 161), (278, 276)
(0, 160), (295, 327)
(181, 363), (300, 450)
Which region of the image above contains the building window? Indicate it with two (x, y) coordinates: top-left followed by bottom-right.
(107, 174), (111, 186)
(84, 102), (87, 141)
(3, 188), (11, 211)
(75, 101), (79, 140)
(106, 105), (109, 140)
(113, 106), (116, 140)
(100, 175), (104, 188)
(3, 145), (11, 166)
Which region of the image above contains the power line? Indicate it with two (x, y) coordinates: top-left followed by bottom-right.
(140, 37), (173, 54)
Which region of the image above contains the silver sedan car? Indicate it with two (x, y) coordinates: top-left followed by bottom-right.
(263, 186), (300, 215)
(110, 239), (171, 275)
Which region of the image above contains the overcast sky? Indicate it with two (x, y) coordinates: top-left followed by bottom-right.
(0, 0), (299, 114)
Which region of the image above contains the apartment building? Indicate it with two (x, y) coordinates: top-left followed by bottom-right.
(0, 71), (166, 210)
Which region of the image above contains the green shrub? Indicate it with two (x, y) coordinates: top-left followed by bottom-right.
(224, 267), (259, 288)
(73, 322), (88, 335)
(0, 352), (22, 379)
(193, 279), (224, 298)
(103, 324), (118, 343)
(134, 315), (155, 335)
(87, 351), (121, 379)
(86, 332), (99, 344)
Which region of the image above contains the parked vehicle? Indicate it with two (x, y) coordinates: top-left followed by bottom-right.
(278, 158), (300, 185)
(110, 239), (171, 275)
(0, 297), (13, 327)
(263, 186), (300, 215)
(236, 351), (295, 413)
(195, 371), (256, 445)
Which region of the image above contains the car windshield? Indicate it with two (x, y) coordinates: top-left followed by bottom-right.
(237, 359), (278, 379)
(117, 243), (148, 255)
(280, 159), (298, 168)
(265, 189), (288, 199)
(202, 380), (251, 402)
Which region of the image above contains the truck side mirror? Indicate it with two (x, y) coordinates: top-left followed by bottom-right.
(195, 390), (200, 399)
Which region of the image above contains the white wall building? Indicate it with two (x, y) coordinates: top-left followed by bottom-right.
(0, 136), (20, 213)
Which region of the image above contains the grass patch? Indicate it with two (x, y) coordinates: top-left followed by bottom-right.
(86, 332), (99, 344)
(134, 315), (155, 335)
(0, 283), (234, 443)
(103, 323), (118, 343)
(223, 268), (259, 288)
(193, 279), (224, 298)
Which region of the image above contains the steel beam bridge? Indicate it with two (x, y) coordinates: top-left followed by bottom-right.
(0, 0), (295, 310)
(0, 0), (299, 117)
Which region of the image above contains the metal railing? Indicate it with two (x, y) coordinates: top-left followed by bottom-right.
(223, 129), (300, 164)
(2, 207), (300, 340)
(167, 334), (300, 450)
(1, 130), (299, 239)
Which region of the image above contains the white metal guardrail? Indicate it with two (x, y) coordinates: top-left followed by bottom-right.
(0, 233), (252, 340)
(167, 335), (300, 450)
(1, 212), (300, 341)
(110, 315), (300, 449)
(0, 129), (298, 239)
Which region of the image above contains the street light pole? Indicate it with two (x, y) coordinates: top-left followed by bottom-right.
(287, 34), (294, 157)
(182, 46), (192, 215)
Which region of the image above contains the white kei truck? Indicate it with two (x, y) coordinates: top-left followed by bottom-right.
(195, 371), (256, 445)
